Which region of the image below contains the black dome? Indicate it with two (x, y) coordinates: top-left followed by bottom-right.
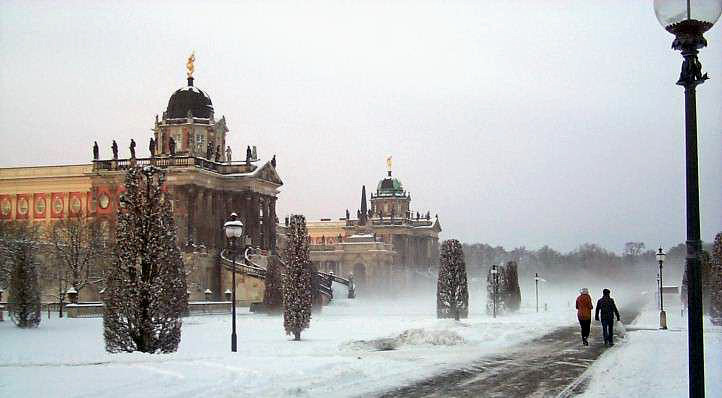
(166, 77), (214, 119)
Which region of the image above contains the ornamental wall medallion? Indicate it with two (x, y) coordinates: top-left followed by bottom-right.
(35, 197), (46, 214)
(71, 197), (82, 214)
(1, 198), (10, 216)
(53, 197), (63, 214)
(17, 197), (29, 215)
(98, 193), (110, 209)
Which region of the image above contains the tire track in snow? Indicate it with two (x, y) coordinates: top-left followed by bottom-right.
(376, 299), (643, 398)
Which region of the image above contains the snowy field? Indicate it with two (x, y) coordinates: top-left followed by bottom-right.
(579, 301), (722, 398)
(1, 292), (572, 398)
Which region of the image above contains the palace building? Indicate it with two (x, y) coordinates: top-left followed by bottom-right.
(0, 56), (282, 303)
(306, 160), (441, 292)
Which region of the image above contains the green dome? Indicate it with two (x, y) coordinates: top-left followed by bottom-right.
(377, 177), (404, 196)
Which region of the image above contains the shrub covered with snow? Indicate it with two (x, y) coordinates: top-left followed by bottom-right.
(2, 222), (42, 328)
(282, 214), (313, 340)
(103, 166), (187, 353)
(437, 239), (469, 320)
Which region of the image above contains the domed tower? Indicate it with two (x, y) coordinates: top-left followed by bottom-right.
(153, 53), (229, 159)
(370, 156), (411, 219)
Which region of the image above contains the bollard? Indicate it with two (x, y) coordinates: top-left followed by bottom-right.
(660, 310), (668, 330)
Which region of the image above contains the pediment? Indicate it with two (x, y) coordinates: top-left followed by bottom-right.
(254, 162), (283, 186)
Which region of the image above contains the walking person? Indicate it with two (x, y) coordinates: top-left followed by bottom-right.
(576, 288), (593, 346)
(595, 288), (621, 346)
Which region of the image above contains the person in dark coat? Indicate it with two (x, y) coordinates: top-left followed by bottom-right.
(595, 288), (621, 346)
(576, 288), (593, 346)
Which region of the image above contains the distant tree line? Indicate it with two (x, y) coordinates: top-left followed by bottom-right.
(461, 240), (715, 283)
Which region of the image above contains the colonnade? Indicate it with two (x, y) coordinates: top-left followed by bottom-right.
(175, 185), (277, 252)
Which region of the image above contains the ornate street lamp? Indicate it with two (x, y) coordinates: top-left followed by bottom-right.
(66, 286), (78, 304)
(224, 212), (244, 353)
(491, 265), (498, 318)
(656, 247), (668, 330)
(653, 1), (721, 396)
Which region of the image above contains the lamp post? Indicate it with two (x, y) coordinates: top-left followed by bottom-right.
(657, 247), (668, 330)
(224, 212), (244, 353)
(491, 265), (498, 318)
(534, 273), (540, 313)
(656, 273), (661, 310)
(653, 2), (721, 396)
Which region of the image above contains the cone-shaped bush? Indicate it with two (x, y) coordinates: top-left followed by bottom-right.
(263, 255), (283, 314)
(4, 223), (42, 328)
(103, 166), (187, 353)
(282, 214), (313, 340)
(437, 239), (469, 320)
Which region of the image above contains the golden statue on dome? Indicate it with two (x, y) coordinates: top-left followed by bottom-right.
(386, 155), (392, 172)
(186, 51), (195, 78)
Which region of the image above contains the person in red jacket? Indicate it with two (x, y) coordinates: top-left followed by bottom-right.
(576, 288), (593, 346)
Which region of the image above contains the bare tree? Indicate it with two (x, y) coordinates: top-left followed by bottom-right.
(45, 217), (108, 303)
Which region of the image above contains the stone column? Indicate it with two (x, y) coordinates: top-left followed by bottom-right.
(186, 186), (197, 246)
(262, 196), (272, 250)
(269, 196), (278, 253)
(251, 193), (260, 247)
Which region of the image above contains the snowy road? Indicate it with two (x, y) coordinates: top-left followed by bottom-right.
(376, 300), (643, 398)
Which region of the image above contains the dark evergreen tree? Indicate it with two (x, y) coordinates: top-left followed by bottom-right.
(486, 266), (505, 315)
(282, 214), (313, 340)
(681, 249), (714, 314)
(503, 261), (521, 312)
(710, 232), (722, 325)
(437, 239), (469, 320)
(2, 222), (42, 328)
(262, 255), (283, 314)
(103, 166), (187, 353)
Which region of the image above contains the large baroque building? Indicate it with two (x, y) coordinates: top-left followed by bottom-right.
(0, 58), (281, 303)
(306, 162), (441, 292)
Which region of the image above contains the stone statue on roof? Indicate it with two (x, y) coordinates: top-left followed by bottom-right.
(92, 141), (99, 160)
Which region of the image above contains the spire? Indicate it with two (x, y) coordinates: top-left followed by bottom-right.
(360, 185), (368, 225)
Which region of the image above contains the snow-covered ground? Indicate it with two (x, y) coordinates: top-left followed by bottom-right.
(579, 301), (722, 398)
(1, 293), (572, 398)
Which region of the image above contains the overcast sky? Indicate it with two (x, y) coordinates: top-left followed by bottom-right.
(1, 0), (720, 253)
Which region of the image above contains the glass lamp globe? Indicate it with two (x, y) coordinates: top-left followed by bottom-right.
(654, 0), (722, 33)
(656, 247), (667, 263)
(224, 213), (244, 239)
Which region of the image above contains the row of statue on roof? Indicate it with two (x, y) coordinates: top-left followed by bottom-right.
(92, 139), (277, 169)
(346, 208), (432, 222)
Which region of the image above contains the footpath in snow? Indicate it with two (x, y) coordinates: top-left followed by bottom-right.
(579, 301), (721, 398)
(0, 294), (572, 398)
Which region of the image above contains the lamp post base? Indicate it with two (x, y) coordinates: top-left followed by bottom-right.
(659, 310), (668, 330)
